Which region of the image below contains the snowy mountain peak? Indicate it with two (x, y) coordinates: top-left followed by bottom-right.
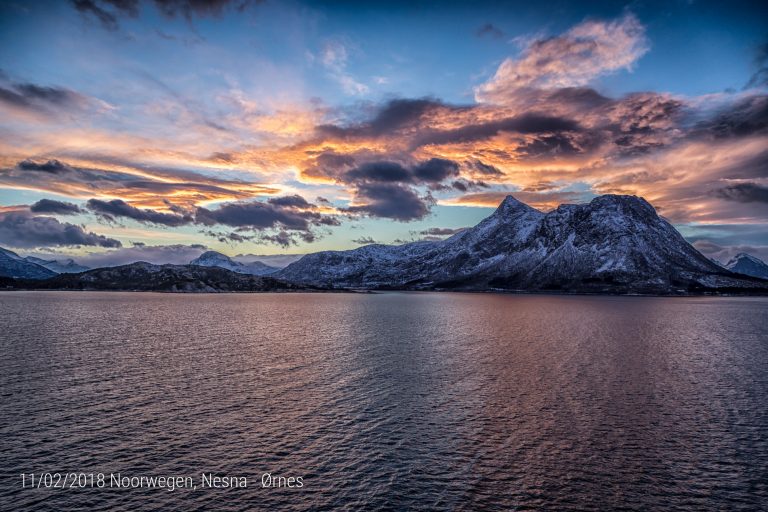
(190, 251), (279, 276)
(495, 195), (537, 214)
(729, 253), (762, 265)
(192, 251), (233, 265)
(587, 194), (656, 217)
(725, 253), (768, 279)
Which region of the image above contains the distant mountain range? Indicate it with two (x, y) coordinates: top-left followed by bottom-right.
(190, 251), (279, 275)
(2, 262), (310, 292)
(0, 248), (58, 279)
(24, 256), (90, 274)
(0, 247), (90, 279)
(2, 194), (768, 294)
(277, 195), (768, 294)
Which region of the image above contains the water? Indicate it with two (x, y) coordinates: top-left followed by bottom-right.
(1, 291), (767, 511)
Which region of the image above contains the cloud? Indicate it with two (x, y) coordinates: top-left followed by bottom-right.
(346, 182), (431, 221)
(72, 0), (121, 31)
(476, 23), (504, 39)
(71, 0), (259, 30)
(196, 198), (331, 230)
(194, 195), (339, 245)
(29, 199), (83, 215)
(476, 13), (648, 103)
(0, 211), (122, 248)
(695, 94), (768, 139)
(1, 159), (277, 208)
(267, 194), (315, 208)
(713, 183), (768, 203)
(18, 159), (70, 173)
(412, 158), (460, 182)
(746, 42), (768, 89)
(314, 98), (454, 140)
(414, 114), (582, 147)
(693, 240), (768, 264)
(0, 79), (96, 118)
(319, 39), (368, 96)
(419, 227), (465, 236)
(87, 198), (193, 226)
(352, 236), (378, 245)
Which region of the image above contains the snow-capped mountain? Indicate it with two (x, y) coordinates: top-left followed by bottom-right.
(190, 251), (279, 276)
(0, 247), (57, 279)
(278, 194), (768, 294)
(24, 256), (90, 274)
(725, 253), (768, 279)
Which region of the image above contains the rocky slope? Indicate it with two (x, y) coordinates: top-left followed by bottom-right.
(278, 194), (768, 294)
(725, 253), (768, 279)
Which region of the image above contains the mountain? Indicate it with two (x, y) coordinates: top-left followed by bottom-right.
(5, 262), (311, 292)
(0, 247), (57, 279)
(24, 256), (90, 274)
(725, 253), (768, 279)
(190, 251), (279, 275)
(278, 194), (768, 294)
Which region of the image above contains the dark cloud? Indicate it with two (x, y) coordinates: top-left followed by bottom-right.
(201, 229), (256, 244)
(450, 179), (488, 192)
(30, 199), (83, 215)
(352, 236), (378, 245)
(746, 42), (768, 89)
(71, 0), (258, 30)
(258, 230), (315, 248)
(414, 114), (581, 147)
(0, 81), (86, 115)
(153, 0), (255, 19)
(267, 194), (315, 208)
(1, 158), (277, 204)
(413, 158), (459, 182)
(72, 0), (121, 31)
(87, 198), (193, 226)
(476, 23), (504, 39)
(419, 227), (465, 236)
(366, 98), (446, 135)
(466, 159), (504, 176)
(516, 133), (587, 158)
(698, 94), (768, 139)
(0, 212), (122, 248)
(346, 182), (431, 221)
(315, 98), (454, 140)
(344, 161), (411, 183)
(713, 183), (768, 203)
(197, 202), (309, 230)
(195, 196), (339, 239)
(18, 159), (69, 173)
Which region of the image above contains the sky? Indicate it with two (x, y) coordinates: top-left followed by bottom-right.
(0, 0), (766, 266)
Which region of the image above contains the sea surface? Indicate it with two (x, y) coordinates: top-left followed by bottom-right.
(1, 291), (767, 511)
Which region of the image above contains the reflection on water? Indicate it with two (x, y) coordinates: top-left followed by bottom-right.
(1, 291), (767, 510)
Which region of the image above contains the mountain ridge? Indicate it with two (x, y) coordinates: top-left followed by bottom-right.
(277, 194), (768, 294)
(3, 261), (311, 292)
